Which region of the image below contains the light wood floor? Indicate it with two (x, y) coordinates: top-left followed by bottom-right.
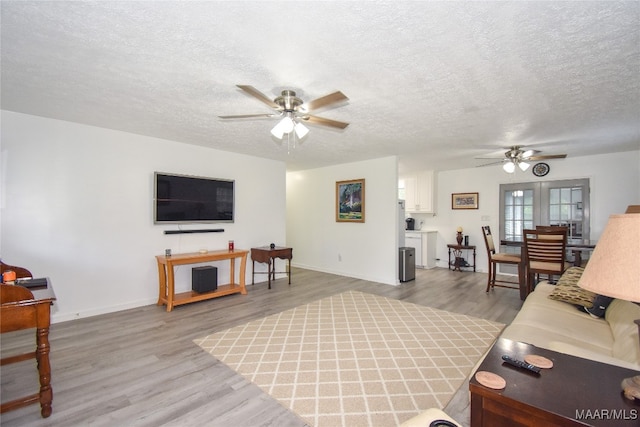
(1, 267), (523, 427)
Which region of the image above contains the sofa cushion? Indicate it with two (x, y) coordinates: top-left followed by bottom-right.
(606, 299), (640, 365)
(548, 267), (596, 308)
(501, 283), (614, 357)
(546, 341), (640, 370)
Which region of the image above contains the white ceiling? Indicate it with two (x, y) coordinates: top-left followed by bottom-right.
(2, 1), (639, 173)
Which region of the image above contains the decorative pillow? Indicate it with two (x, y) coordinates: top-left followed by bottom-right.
(547, 267), (596, 308)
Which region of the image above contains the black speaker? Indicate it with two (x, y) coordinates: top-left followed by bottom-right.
(192, 266), (217, 293)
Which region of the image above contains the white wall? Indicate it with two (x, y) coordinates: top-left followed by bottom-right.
(411, 150), (640, 274)
(286, 156), (399, 286)
(1, 111), (286, 322)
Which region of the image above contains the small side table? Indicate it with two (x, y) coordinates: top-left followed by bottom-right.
(251, 246), (293, 289)
(470, 338), (640, 426)
(447, 244), (476, 272)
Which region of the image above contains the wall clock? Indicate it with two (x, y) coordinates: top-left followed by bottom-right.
(532, 162), (550, 177)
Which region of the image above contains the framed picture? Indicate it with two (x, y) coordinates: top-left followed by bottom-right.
(336, 179), (365, 222)
(452, 192), (479, 210)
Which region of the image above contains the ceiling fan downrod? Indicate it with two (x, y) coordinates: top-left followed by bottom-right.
(274, 90), (304, 112)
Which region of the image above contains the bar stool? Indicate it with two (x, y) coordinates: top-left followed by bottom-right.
(481, 226), (523, 293)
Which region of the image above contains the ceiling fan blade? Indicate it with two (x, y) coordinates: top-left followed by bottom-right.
(476, 160), (506, 167)
(236, 85), (280, 109)
(526, 154), (567, 161)
(218, 113), (276, 119)
(304, 91), (349, 111)
(302, 115), (349, 129)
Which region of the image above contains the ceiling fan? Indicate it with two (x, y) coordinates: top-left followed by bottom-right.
(477, 146), (567, 173)
(219, 85), (349, 140)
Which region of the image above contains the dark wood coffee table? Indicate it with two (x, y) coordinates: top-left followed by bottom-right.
(469, 338), (640, 426)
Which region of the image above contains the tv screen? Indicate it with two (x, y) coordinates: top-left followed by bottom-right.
(154, 172), (234, 224)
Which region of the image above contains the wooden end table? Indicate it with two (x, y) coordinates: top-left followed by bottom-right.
(447, 244), (476, 272)
(470, 338), (640, 426)
(251, 246), (292, 289)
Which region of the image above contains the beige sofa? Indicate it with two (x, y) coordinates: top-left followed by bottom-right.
(500, 281), (640, 370)
(402, 272), (640, 426)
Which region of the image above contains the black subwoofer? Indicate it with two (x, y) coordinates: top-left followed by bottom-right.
(192, 266), (217, 293)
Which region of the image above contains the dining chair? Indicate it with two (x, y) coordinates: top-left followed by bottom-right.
(523, 228), (571, 294)
(481, 226), (523, 293)
(535, 225), (575, 265)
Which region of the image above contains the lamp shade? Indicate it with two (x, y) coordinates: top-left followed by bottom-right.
(280, 115), (294, 133)
(294, 122), (309, 139)
(578, 214), (640, 302)
(518, 161), (530, 172)
(503, 162), (516, 173)
(270, 119), (286, 139)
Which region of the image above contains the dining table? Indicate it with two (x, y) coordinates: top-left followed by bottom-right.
(500, 238), (597, 267)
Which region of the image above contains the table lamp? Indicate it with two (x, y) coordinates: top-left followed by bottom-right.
(578, 213), (640, 400)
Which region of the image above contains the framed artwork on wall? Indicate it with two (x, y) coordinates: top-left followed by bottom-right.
(336, 179), (365, 222)
(452, 192), (479, 210)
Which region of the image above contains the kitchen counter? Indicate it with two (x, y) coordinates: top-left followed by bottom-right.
(404, 231), (437, 268)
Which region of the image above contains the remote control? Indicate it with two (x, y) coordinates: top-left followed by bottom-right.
(501, 355), (541, 374)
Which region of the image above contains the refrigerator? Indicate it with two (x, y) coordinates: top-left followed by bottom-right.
(398, 200), (406, 247)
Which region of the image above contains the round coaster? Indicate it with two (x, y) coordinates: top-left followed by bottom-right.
(475, 371), (506, 390)
(525, 354), (554, 369)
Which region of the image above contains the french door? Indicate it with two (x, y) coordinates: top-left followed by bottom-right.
(498, 179), (590, 273)
(499, 178), (590, 242)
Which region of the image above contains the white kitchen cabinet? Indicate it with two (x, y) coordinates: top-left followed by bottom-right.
(405, 233), (422, 268)
(403, 170), (435, 214)
(405, 231), (437, 269)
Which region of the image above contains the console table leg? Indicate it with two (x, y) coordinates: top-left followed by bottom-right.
(166, 266), (175, 312)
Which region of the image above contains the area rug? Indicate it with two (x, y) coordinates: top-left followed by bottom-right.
(194, 291), (504, 426)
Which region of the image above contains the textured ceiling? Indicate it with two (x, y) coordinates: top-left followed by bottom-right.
(1, 1), (639, 173)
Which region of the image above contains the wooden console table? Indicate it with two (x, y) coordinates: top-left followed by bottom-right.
(251, 246), (292, 289)
(470, 338), (640, 426)
(156, 249), (248, 312)
(447, 244), (476, 272)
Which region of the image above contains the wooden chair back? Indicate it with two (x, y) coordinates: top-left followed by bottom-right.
(0, 283), (34, 305)
(535, 225), (568, 240)
(481, 226), (496, 255)
(1, 261), (33, 279)
(523, 228), (568, 274)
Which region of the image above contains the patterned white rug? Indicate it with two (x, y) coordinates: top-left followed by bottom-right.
(194, 291), (504, 426)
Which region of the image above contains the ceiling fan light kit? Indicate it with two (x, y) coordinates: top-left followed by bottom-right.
(479, 146), (567, 174)
(503, 161), (516, 173)
(294, 122), (309, 139)
(270, 114), (295, 139)
(220, 85), (349, 151)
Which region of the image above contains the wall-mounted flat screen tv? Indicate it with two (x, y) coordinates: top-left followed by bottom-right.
(154, 172), (234, 224)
